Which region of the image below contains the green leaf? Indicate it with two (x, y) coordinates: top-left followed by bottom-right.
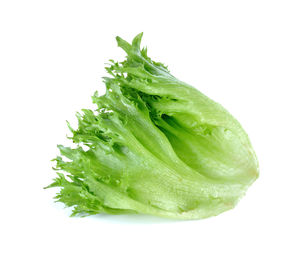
(46, 33), (259, 219)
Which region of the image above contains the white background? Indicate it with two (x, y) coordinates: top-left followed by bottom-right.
(1, 1), (299, 258)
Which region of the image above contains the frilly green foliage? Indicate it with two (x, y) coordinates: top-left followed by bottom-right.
(46, 33), (259, 219)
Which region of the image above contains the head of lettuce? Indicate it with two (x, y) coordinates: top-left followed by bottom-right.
(46, 33), (259, 219)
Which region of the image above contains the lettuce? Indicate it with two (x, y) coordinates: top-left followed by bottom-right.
(46, 33), (259, 219)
